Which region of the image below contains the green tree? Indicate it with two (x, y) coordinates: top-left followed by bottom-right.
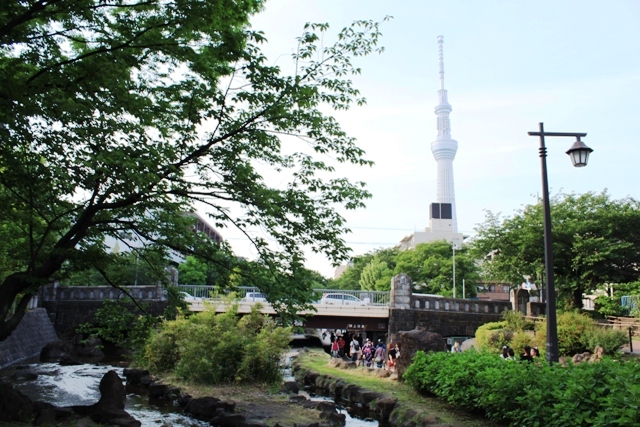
(178, 256), (208, 285)
(471, 191), (640, 308)
(333, 247), (397, 290)
(394, 241), (479, 297)
(359, 260), (393, 291)
(0, 1), (388, 341)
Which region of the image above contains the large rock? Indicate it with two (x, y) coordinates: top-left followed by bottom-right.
(72, 335), (105, 361)
(209, 411), (246, 427)
(95, 370), (126, 410)
(184, 396), (222, 421)
(395, 328), (445, 378)
(123, 368), (150, 386)
(40, 340), (74, 362)
(88, 370), (140, 427)
(0, 382), (34, 423)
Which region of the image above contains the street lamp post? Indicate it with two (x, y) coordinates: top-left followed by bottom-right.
(452, 241), (456, 299)
(528, 122), (593, 364)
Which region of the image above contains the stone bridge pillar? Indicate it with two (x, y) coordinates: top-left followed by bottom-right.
(388, 273), (412, 340)
(390, 273), (412, 309)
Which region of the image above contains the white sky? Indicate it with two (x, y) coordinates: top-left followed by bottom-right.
(205, 0), (640, 278)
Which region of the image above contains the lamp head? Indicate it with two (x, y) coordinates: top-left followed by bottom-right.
(566, 137), (593, 167)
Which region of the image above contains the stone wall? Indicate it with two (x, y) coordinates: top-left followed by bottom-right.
(0, 308), (58, 369)
(388, 273), (512, 339)
(389, 309), (504, 338)
(40, 284), (164, 303)
(39, 284), (168, 335)
(41, 300), (168, 335)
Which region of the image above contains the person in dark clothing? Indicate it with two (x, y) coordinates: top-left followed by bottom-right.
(520, 345), (533, 363)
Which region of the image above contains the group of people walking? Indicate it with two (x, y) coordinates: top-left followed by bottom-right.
(330, 335), (400, 371)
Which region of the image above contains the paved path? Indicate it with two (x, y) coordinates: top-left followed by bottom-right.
(620, 338), (640, 354)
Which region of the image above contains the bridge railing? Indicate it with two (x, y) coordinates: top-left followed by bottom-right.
(411, 294), (511, 314)
(176, 285), (391, 306)
(177, 285), (224, 299)
(41, 284), (163, 302)
(310, 289), (390, 306)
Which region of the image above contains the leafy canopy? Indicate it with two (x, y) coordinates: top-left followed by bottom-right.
(471, 191), (640, 308)
(0, 0), (388, 340)
(331, 241), (479, 297)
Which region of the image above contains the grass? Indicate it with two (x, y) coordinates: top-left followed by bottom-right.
(296, 349), (501, 427)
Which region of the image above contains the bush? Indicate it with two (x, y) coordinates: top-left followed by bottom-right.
(77, 299), (160, 350)
(502, 310), (534, 332)
(509, 331), (534, 356)
(404, 349), (495, 411)
(475, 321), (513, 354)
(404, 348), (640, 426)
(583, 327), (628, 355)
(138, 304), (292, 384)
(594, 295), (624, 317)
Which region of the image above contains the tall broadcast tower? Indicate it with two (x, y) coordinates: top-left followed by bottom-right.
(430, 35), (458, 232)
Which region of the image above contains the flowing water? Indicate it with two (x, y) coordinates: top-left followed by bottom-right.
(2, 346), (376, 427)
(0, 362), (208, 427)
(282, 349), (378, 427)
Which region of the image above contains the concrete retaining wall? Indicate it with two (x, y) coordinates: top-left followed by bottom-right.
(0, 308), (58, 369)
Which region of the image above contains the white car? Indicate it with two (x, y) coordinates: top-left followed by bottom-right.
(243, 292), (268, 303)
(319, 293), (367, 306)
(180, 291), (202, 302)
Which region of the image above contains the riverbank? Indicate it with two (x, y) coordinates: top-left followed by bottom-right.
(151, 375), (325, 426)
(294, 349), (500, 427)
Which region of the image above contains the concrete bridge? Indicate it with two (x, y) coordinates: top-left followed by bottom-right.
(179, 277), (512, 339)
(39, 274), (513, 340)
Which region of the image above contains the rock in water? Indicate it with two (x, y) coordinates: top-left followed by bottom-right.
(88, 370), (140, 427)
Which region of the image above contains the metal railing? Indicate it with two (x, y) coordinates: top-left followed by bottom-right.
(311, 289), (390, 306)
(176, 285), (391, 306)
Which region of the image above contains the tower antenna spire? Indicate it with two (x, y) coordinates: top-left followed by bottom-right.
(437, 35), (445, 90)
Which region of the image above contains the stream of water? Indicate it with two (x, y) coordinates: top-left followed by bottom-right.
(2, 350), (377, 427)
(1, 362), (208, 427)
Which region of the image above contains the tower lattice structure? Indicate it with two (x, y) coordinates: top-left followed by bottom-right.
(430, 35), (458, 232)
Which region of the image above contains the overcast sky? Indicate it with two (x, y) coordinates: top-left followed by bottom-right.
(207, 0), (640, 278)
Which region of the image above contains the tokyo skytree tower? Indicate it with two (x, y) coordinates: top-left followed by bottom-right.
(430, 35), (458, 232)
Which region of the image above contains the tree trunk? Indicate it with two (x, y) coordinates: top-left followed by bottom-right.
(572, 287), (584, 310)
(0, 274), (34, 341)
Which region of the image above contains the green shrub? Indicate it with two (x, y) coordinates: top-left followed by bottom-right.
(138, 304), (291, 384)
(404, 349), (494, 411)
(509, 331), (534, 356)
(582, 327), (628, 355)
(594, 295), (624, 317)
(475, 321), (513, 354)
(405, 347), (640, 426)
(502, 309), (534, 332)
(137, 318), (188, 372)
(77, 299), (160, 350)
(557, 311), (593, 355)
